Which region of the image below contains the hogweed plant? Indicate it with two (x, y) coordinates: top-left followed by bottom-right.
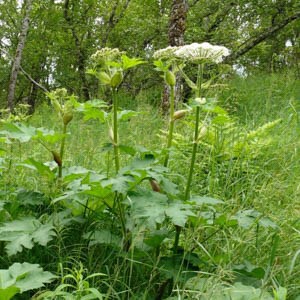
(47, 88), (75, 181)
(154, 42), (230, 253)
(88, 48), (144, 174)
(87, 48), (144, 242)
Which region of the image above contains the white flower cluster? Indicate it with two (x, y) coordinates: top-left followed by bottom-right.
(154, 42), (230, 64)
(152, 46), (179, 60)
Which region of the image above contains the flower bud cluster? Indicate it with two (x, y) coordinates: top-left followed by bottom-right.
(91, 48), (124, 66)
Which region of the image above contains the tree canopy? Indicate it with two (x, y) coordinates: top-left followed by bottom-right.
(0, 0), (299, 110)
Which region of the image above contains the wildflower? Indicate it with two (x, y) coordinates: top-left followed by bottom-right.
(153, 46), (180, 60)
(91, 48), (124, 66)
(195, 97), (206, 105)
(174, 42), (230, 63)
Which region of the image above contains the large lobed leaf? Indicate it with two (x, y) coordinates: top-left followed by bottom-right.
(0, 262), (56, 299)
(0, 217), (56, 256)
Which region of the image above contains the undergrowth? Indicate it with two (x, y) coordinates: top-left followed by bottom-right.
(0, 67), (299, 299)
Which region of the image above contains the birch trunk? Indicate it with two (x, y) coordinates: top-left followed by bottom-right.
(7, 0), (33, 112)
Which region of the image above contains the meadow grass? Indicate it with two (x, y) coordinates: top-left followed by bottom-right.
(1, 72), (300, 299)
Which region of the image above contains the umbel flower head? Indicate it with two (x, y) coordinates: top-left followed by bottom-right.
(91, 47), (124, 66)
(153, 42), (230, 64)
(175, 42), (230, 63)
(153, 46), (180, 60)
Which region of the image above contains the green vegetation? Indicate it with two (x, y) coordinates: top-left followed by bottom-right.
(0, 63), (299, 299)
(0, 0), (299, 299)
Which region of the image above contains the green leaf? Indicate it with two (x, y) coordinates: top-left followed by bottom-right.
(18, 158), (56, 180)
(119, 144), (136, 156)
(117, 110), (139, 121)
(16, 189), (47, 206)
(102, 175), (135, 194)
(84, 230), (121, 247)
(121, 55), (145, 70)
(0, 122), (36, 143)
(153, 60), (170, 72)
(76, 99), (108, 122)
(0, 217), (56, 256)
(34, 127), (64, 144)
(144, 229), (169, 248)
(0, 286), (20, 300)
(233, 210), (278, 229)
(129, 190), (168, 227)
(0, 263), (56, 294)
(165, 201), (195, 227)
(189, 196), (224, 206)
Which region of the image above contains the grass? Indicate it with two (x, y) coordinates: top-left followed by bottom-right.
(0, 71), (300, 299)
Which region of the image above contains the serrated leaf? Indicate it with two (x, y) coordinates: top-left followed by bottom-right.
(121, 55), (145, 70)
(34, 128), (64, 144)
(0, 122), (36, 143)
(119, 144), (136, 156)
(18, 158), (55, 180)
(0, 263), (56, 294)
(117, 110), (138, 121)
(16, 189), (47, 206)
(84, 230), (121, 247)
(0, 217), (56, 256)
(101, 175), (134, 194)
(232, 209), (278, 230)
(165, 201), (195, 227)
(129, 190), (168, 227)
(189, 196), (224, 206)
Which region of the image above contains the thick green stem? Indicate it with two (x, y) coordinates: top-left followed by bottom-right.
(58, 124), (67, 179)
(164, 84), (175, 167)
(184, 106), (200, 200)
(112, 89), (120, 173)
(173, 65), (203, 254)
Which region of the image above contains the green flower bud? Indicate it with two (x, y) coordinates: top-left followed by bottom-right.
(63, 111), (73, 125)
(98, 71), (111, 85)
(52, 151), (62, 166)
(165, 70), (176, 86)
(173, 109), (188, 121)
(51, 98), (62, 114)
(111, 71), (123, 88)
(108, 127), (114, 142)
(62, 101), (73, 125)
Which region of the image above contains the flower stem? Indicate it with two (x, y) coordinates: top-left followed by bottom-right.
(185, 64), (203, 199)
(164, 84), (175, 167)
(58, 123), (67, 180)
(112, 88), (120, 173)
(173, 64), (203, 254)
(184, 106), (200, 200)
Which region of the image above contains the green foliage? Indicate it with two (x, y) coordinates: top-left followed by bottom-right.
(0, 217), (56, 256)
(0, 70), (299, 299)
(0, 263), (56, 300)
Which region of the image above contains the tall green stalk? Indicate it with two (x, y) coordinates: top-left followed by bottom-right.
(185, 64), (203, 199)
(164, 84), (176, 167)
(173, 64), (203, 254)
(58, 124), (67, 179)
(112, 88), (120, 173)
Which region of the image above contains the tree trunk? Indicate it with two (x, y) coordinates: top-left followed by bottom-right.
(162, 0), (188, 113)
(7, 0), (33, 112)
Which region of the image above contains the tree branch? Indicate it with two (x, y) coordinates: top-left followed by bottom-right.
(225, 11), (300, 62)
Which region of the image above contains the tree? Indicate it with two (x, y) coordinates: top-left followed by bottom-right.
(162, 0), (188, 112)
(7, 0), (33, 112)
